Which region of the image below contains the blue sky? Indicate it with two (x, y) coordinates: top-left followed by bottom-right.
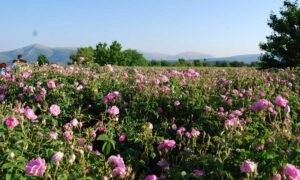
(0, 0), (284, 57)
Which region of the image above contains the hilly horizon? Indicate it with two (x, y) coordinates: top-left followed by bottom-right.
(0, 44), (260, 64)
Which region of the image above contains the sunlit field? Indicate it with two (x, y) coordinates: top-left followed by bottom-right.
(0, 64), (299, 179)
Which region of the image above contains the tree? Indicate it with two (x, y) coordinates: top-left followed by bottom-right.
(229, 61), (245, 67)
(70, 47), (94, 65)
(260, 0), (300, 68)
(193, 59), (203, 67)
(94, 42), (110, 65)
(37, 54), (49, 66)
(175, 58), (187, 66)
(160, 60), (170, 66)
(149, 60), (161, 66)
(109, 41), (125, 65)
(216, 61), (229, 67)
(94, 41), (125, 65)
(123, 49), (148, 66)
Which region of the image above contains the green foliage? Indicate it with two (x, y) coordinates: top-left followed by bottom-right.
(37, 54), (49, 66)
(123, 49), (148, 66)
(149, 60), (161, 66)
(94, 41), (125, 65)
(175, 58), (188, 66)
(0, 64), (300, 179)
(160, 60), (170, 66)
(70, 47), (94, 65)
(193, 59), (203, 67)
(260, 0), (300, 68)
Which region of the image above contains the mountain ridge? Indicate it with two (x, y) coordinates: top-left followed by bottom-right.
(0, 44), (260, 64)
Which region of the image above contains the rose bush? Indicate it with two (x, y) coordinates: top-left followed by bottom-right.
(0, 64), (299, 179)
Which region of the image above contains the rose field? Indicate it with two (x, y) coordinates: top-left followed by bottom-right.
(0, 64), (300, 179)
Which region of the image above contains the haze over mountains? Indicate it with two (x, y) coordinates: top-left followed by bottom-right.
(0, 44), (260, 64)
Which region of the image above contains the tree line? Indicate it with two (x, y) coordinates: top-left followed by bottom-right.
(66, 41), (255, 67)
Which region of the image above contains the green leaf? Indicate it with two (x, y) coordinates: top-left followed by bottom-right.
(2, 163), (15, 169)
(102, 142), (111, 155)
(97, 134), (110, 141)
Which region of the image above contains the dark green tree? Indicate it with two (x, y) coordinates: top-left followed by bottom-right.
(229, 61), (245, 67)
(37, 54), (49, 66)
(109, 41), (125, 65)
(123, 49), (148, 66)
(160, 60), (170, 66)
(94, 41), (126, 65)
(149, 60), (161, 66)
(70, 47), (94, 65)
(260, 0), (300, 68)
(216, 61), (229, 67)
(193, 59), (203, 67)
(175, 58), (187, 66)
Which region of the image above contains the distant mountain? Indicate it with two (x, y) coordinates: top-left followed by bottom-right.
(207, 54), (260, 64)
(0, 44), (260, 65)
(141, 51), (260, 63)
(0, 44), (76, 64)
(142, 51), (214, 61)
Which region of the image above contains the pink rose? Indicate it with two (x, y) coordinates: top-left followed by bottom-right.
(112, 166), (126, 178)
(194, 169), (204, 177)
(157, 140), (176, 150)
(240, 160), (257, 173)
(275, 95), (288, 107)
(47, 80), (56, 89)
(191, 128), (200, 137)
(25, 158), (46, 176)
(49, 104), (61, 116)
(51, 152), (64, 165)
(24, 107), (38, 122)
(107, 106), (119, 116)
(70, 119), (78, 126)
(108, 155), (125, 168)
(63, 131), (73, 140)
(145, 174), (158, 180)
(40, 88), (47, 95)
(272, 172), (281, 180)
(174, 101), (180, 107)
(49, 131), (58, 140)
(5, 116), (19, 128)
(284, 164), (300, 179)
(119, 133), (126, 142)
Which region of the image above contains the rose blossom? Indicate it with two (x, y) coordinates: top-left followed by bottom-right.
(5, 116), (19, 128)
(49, 131), (58, 140)
(145, 174), (158, 180)
(119, 133), (126, 142)
(240, 160), (257, 173)
(51, 152), (64, 165)
(174, 101), (180, 107)
(157, 140), (176, 150)
(40, 88), (47, 95)
(191, 128), (200, 137)
(63, 131), (73, 140)
(194, 169), (204, 177)
(284, 164), (300, 179)
(25, 158), (46, 176)
(70, 118), (78, 126)
(47, 80), (56, 89)
(107, 106), (119, 116)
(49, 104), (61, 116)
(69, 154), (76, 164)
(275, 95), (288, 107)
(272, 172), (281, 180)
(24, 107), (38, 122)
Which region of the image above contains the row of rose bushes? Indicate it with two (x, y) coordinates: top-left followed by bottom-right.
(0, 64), (300, 179)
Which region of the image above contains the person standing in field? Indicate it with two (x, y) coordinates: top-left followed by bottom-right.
(12, 54), (27, 72)
(0, 63), (9, 75)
